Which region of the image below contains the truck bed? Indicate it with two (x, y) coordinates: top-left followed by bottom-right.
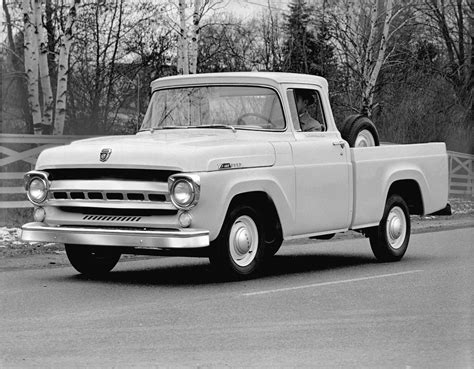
(350, 142), (449, 229)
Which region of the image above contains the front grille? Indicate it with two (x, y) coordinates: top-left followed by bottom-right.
(46, 168), (179, 182)
(59, 206), (177, 216)
(45, 169), (176, 213)
(51, 191), (167, 202)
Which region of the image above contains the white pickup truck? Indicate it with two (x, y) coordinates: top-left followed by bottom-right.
(21, 72), (449, 278)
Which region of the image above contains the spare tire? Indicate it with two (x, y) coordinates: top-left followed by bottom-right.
(341, 114), (380, 147)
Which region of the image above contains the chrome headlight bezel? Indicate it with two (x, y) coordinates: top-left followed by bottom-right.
(168, 174), (200, 210)
(24, 171), (50, 205)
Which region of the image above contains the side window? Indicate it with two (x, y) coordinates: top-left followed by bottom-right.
(293, 89), (327, 132)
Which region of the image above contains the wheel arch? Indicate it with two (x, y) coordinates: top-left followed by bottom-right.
(224, 191), (283, 241)
(386, 179), (424, 216)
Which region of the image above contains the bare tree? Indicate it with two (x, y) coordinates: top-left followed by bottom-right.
(189, 0), (201, 73)
(258, 2), (283, 71)
(470, 0), (473, 120)
(22, 0), (43, 133)
(198, 15), (261, 72)
(418, 0), (472, 118)
(35, 0), (54, 129)
(65, 0), (171, 134)
(330, 0), (407, 117)
(3, 0), (33, 132)
(177, 0), (189, 74)
(53, 0), (80, 134)
(174, 0), (220, 74)
(18, 0), (80, 134)
(361, 0), (393, 116)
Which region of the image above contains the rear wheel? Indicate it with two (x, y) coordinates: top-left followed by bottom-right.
(209, 204), (265, 278)
(369, 195), (410, 262)
(65, 244), (121, 276)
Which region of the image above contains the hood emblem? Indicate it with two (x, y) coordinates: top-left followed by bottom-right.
(100, 148), (112, 162)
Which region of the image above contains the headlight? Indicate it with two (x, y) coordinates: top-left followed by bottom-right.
(25, 171), (50, 205)
(169, 174), (200, 210)
(174, 180), (194, 205)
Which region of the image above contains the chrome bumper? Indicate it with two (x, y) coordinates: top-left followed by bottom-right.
(21, 222), (210, 249)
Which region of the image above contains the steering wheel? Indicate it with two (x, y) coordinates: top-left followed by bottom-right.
(237, 113), (272, 127)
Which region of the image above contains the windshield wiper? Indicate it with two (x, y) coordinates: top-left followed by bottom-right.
(140, 126), (189, 133)
(156, 126), (189, 130)
(141, 125), (237, 133)
(193, 125), (236, 133)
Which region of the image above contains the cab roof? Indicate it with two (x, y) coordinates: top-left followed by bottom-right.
(150, 72), (328, 91)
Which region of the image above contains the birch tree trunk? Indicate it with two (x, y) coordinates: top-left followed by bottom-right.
(469, 0), (473, 120)
(362, 1), (378, 79)
(103, 0), (124, 128)
(23, 0), (43, 134)
(361, 0), (393, 117)
(178, 0), (189, 74)
(54, 0), (79, 135)
(189, 0), (201, 74)
(3, 0), (16, 68)
(35, 0), (54, 130)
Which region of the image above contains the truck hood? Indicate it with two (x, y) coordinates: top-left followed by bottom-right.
(36, 130), (276, 172)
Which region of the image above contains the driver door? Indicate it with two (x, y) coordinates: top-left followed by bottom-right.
(287, 87), (352, 235)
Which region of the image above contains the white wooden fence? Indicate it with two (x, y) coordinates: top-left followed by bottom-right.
(0, 134), (92, 208)
(0, 134), (473, 209)
(447, 150), (473, 197)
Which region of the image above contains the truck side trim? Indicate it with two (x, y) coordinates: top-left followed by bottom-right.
(284, 227), (348, 241)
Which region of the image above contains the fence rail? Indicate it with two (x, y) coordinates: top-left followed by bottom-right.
(0, 134), (473, 209)
(0, 134), (92, 209)
(447, 150), (473, 197)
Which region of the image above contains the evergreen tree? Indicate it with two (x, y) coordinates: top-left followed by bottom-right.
(282, 0), (336, 77)
(313, 24), (337, 78)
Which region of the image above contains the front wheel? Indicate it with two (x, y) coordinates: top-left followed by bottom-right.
(209, 204), (265, 278)
(65, 244), (121, 276)
(263, 219), (283, 258)
(369, 195), (410, 262)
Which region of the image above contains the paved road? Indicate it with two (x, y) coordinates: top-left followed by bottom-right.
(1, 228), (472, 368)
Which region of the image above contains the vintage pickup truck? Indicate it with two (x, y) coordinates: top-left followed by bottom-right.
(21, 72), (449, 278)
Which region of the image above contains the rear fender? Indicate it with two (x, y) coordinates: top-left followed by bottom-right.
(383, 169), (428, 217)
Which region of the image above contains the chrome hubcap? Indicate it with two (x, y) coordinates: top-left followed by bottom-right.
(386, 206), (406, 249)
(235, 228), (251, 254)
(229, 215), (258, 267)
(355, 129), (375, 147)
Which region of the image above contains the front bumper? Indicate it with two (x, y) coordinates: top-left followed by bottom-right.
(21, 222), (210, 249)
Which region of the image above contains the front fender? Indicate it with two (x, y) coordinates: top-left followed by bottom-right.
(189, 166), (295, 241)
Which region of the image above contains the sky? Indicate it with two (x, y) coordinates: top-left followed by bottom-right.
(222, 0), (289, 18)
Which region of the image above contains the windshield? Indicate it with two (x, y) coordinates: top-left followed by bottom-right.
(140, 86), (285, 131)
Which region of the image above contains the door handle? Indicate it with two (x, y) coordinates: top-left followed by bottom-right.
(332, 141), (346, 149)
